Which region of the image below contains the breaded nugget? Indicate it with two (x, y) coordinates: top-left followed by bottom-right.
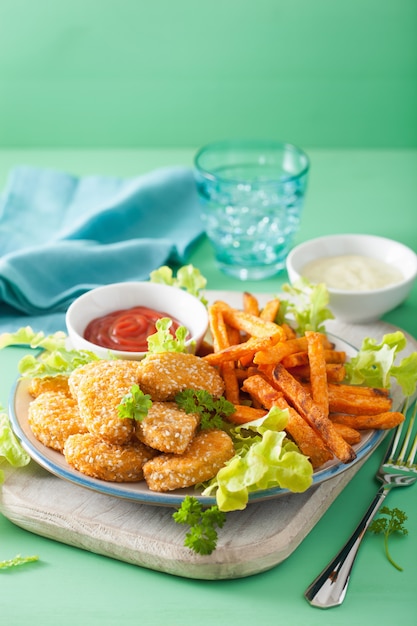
(76, 359), (142, 445)
(28, 391), (88, 452)
(64, 432), (155, 482)
(136, 401), (200, 454)
(28, 375), (70, 398)
(68, 362), (98, 399)
(138, 352), (225, 401)
(143, 429), (235, 492)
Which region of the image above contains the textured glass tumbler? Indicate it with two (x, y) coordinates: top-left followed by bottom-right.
(194, 140), (310, 280)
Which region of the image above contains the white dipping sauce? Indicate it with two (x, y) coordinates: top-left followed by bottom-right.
(302, 254), (404, 291)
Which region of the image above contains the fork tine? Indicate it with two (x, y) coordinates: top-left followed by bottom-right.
(406, 434), (417, 467)
(385, 397), (415, 464)
(386, 422), (404, 464)
(396, 399), (417, 465)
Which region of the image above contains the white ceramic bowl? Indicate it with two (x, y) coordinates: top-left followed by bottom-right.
(65, 281), (209, 360)
(286, 234), (417, 323)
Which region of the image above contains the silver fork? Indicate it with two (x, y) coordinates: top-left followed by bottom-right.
(304, 398), (417, 609)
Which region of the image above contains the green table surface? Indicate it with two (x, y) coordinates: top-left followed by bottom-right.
(0, 149), (416, 626)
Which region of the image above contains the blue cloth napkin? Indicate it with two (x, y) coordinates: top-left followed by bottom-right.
(0, 165), (204, 334)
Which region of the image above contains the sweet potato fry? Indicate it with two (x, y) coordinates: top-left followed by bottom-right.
(203, 334), (281, 366)
(275, 397), (334, 467)
(327, 383), (390, 397)
(324, 364), (347, 383)
(254, 334), (334, 365)
(243, 292), (260, 316)
(327, 389), (393, 415)
(239, 353), (256, 368)
(332, 422), (362, 445)
(288, 363), (346, 383)
(271, 363), (356, 464)
(324, 350), (347, 364)
(242, 374), (283, 407)
(254, 338), (307, 365)
(260, 298), (280, 322)
(235, 367), (253, 381)
(226, 324), (241, 347)
(281, 351), (310, 368)
(282, 323), (297, 339)
(281, 350), (346, 369)
(207, 303), (240, 403)
(241, 375), (333, 468)
(227, 405), (268, 424)
(221, 362), (240, 404)
(214, 301), (286, 340)
(208, 303), (230, 353)
(330, 411), (405, 430)
(306, 331), (329, 416)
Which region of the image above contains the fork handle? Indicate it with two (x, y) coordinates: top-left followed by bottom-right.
(304, 485), (388, 609)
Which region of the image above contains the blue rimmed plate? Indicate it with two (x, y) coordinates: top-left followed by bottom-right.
(8, 334), (391, 508)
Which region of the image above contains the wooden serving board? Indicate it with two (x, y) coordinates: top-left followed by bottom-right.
(1, 458), (368, 580)
(1, 296), (415, 580)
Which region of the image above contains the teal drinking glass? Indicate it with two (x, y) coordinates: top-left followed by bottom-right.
(194, 140), (310, 280)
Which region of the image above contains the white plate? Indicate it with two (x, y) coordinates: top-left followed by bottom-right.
(8, 333), (391, 508)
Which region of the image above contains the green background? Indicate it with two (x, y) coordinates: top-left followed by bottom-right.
(1, 3), (417, 623)
(1, 0), (416, 148)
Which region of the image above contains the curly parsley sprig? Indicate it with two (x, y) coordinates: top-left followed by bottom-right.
(118, 384), (152, 422)
(175, 389), (235, 430)
(173, 496), (226, 555)
(368, 506), (408, 571)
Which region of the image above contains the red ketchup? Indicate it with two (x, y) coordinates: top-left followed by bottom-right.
(83, 306), (183, 352)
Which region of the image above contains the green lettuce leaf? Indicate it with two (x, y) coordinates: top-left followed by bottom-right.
(280, 278), (334, 334)
(0, 411), (30, 483)
(0, 326), (100, 378)
(344, 331), (417, 396)
(390, 352), (417, 397)
(146, 318), (189, 354)
(0, 326), (67, 351)
(202, 407), (313, 512)
(150, 264), (208, 305)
